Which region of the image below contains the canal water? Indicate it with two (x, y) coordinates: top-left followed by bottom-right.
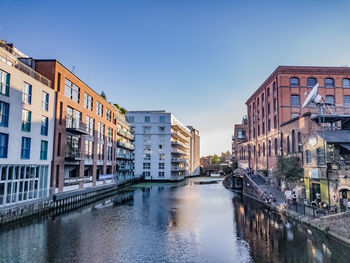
(0, 177), (349, 263)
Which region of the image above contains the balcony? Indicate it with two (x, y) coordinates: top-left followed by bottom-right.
(65, 149), (84, 161)
(171, 131), (190, 143)
(0, 42), (52, 87)
(66, 118), (89, 135)
(171, 166), (186, 172)
(171, 147), (187, 155)
(171, 140), (189, 149)
(171, 157), (186, 163)
(116, 152), (134, 160)
(117, 128), (134, 140)
(117, 140), (135, 150)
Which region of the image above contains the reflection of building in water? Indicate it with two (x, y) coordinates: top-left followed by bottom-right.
(232, 196), (349, 263)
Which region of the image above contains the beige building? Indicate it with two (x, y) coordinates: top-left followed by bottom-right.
(187, 126), (200, 176)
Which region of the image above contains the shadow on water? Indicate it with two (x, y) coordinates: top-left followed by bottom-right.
(233, 194), (350, 263)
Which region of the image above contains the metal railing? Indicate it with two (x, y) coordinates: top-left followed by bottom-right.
(287, 202), (338, 218)
(0, 42), (52, 87)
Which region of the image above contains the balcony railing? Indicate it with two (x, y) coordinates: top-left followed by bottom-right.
(171, 131), (190, 142)
(65, 148), (84, 161)
(171, 140), (189, 149)
(171, 147), (187, 155)
(171, 166), (186, 171)
(171, 157), (186, 163)
(117, 128), (134, 140)
(117, 140), (135, 150)
(0, 42), (52, 87)
(66, 117), (89, 135)
(116, 152), (135, 160)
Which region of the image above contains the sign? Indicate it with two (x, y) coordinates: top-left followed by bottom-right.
(311, 169), (319, 179)
(99, 174), (115, 181)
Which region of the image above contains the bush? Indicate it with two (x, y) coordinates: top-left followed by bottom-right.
(274, 155), (303, 182)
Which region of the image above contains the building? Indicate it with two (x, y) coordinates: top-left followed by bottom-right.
(35, 60), (134, 193)
(0, 41), (55, 207)
(126, 111), (191, 181)
(233, 116), (248, 168)
(187, 126), (200, 176)
(237, 66), (350, 173)
(304, 129), (350, 211)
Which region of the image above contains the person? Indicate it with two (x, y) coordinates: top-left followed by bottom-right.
(347, 200), (350, 211)
(246, 167), (250, 175)
(292, 191), (297, 206)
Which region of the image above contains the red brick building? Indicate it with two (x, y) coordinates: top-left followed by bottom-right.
(237, 66), (350, 172)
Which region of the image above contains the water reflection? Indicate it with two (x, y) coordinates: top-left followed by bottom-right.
(0, 178), (349, 263)
(233, 195), (350, 263)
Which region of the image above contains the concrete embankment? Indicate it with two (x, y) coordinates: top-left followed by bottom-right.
(0, 176), (143, 225)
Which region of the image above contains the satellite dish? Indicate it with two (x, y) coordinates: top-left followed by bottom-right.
(302, 83), (322, 108)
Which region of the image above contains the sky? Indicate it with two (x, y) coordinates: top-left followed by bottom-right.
(1, 0), (350, 156)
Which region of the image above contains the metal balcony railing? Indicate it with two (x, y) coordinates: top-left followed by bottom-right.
(66, 117), (89, 135)
(65, 148), (84, 161)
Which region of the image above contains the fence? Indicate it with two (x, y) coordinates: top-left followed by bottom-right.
(288, 202), (338, 218)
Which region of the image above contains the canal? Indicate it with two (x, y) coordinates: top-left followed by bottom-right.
(0, 177), (349, 263)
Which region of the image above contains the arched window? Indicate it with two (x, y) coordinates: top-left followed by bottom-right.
(290, 77), (299, 87)
(324, 78), (334, 88)
(267, 88), (270, 97)
(258, 144), (261, 157)
(280, 133), (284, 155)
(292, 130), (296, 153)
(263, 143), (265, 157)
(287, 135), (290, 153)
(298, 132), (302, 152)
(307, 78), (317, 87)
(273, 81), (276, 91)
(317, 148), (325, 164)
(274, 138), (278, 155)
(254, 145), (256, 158)
(268, 140), (271, 156)
(243, 149), (246, 160)
(343, 78), (350, 88)
(305, 150), (312, 164)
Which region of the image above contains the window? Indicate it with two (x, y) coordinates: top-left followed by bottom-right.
(268, 119), (271, 132)
(287, 135), (290, 153)
(107, 127), (113, 142)
(343, 78), (350, 88)
(84, 93), (93, 110)
(258, 144), (261, 157)
(143, 163), (150, 169)
(98, 122), (105, 140)
(107, 146), (112, 161)
(21, 137), (31, 159)
(0, 101), (9, 127)
(280, 133), (284, 155)
(274, 138), (278, 155)
(96, 101), (103, 117)
(159, 126), (165, 133)
(159, 116), (165, 123)
(307, 78), (317, 87)
(144, 153), (151, 160)
(273, 81), (276, 91)
(106, 109), (111, 122)
(274, 98), (277, 110)
(324, 78), (334, 88)
(85, 140), (93, 159)
(159, 163), (165, 170)
(298, 132), (302, 152)
(143, 171), (151, 177)
(145, 116), (150, 122)
(305, 150), (312, 164)
(127, 116), (134, 123)
(40, 140), (48, 160)
(274, 116), (277, 129)
(159, 172), (165, 177)
(21, 109), (31, 132)
(292, 130), (295, 153)
(344, 96), (350, 107)
(159, 153), (165, 160)
(291, 95), (300, 107)
(290, 78), (299, 87)
(41, 91), (49, 111)
(22, 82), (32, 104)
(159, 145), (163, 149)
(86, 116), (95, 136)
(41, 116), (48, 136)
(66, 107), (81, 129)
(64, 79), (80, 103)
(317, 148), (325, 165)
(325, 95), (335, 106)
(0, 133), (8, 158)
(0, 70), (10, 96)
(263, 143), (265, 156)
(268, 140), (271, 156)
(97, 143), (104, 160)
(143, 126), (151, 134)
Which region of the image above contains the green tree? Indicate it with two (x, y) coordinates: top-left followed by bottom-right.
(210, 154), (220, 164)
(120, 107), (127, 115)
(274, 155), (303, 182)
(114, 103), (120, 110)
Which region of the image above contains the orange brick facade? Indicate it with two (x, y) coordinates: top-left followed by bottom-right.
(237, 66), (350, 172)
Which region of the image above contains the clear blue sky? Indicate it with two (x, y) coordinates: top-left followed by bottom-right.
(1, 0), (350, 156)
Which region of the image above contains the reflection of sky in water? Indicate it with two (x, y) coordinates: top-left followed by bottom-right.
(0, 178), (349, 263)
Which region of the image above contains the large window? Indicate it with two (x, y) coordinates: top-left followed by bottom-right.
(343, 78), (350, 88)
(159, 116), (165, 123)
(97, 143), (104, 160)
(85, 140), (94, 159)
(0, 70), (10, 96)
(291, 130), (296, 153)
(42, 91), (49, 111)
(106, 109), (111, 122)
(290, 95), (300, 107)
(22, 109), (31, 132)
(66, 107), (82, 129)
(64, 79), (80, 103)
(0, 133), (8, 158)
(40, 140), (48, 160)
(324, 78), (334, 88)
(145, 116), (150, 123)
(306, 150), (312, 164)
(107, 127), (113, 142)
(98, 122), (105, 140)
(84, 93), (93, 110)
(41, 116), (49, 136)
(0, 101), (9, 127)
(307, 78), (317, 87)
(325, 95), (335, 106)
(159, 163), (165, 170)
(96, 101), (103, 117)
(22, 82), (32, 104)
(317, 148), (325, 165)
(143, 163), (150, 169)
(290, 78), (299, 87)
(344, 96), (350, 107)
(21, 137), (31, 159)
(86, 116), (95, 136)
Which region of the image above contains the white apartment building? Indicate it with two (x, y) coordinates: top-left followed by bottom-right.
(126, 111), (191, 181)
(0, 41), (55, 208)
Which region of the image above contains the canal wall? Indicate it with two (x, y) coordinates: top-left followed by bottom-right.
(0, 176), (143, 225)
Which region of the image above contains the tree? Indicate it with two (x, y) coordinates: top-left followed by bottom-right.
(114, 103), (120, 110)
(100, 91), (107, 100)
(120, 107), (127, 115)
(210, 154), (220, 164)
(274, 155), (303, 182)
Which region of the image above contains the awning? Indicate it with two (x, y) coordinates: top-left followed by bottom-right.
(340, 144), (350, 151)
